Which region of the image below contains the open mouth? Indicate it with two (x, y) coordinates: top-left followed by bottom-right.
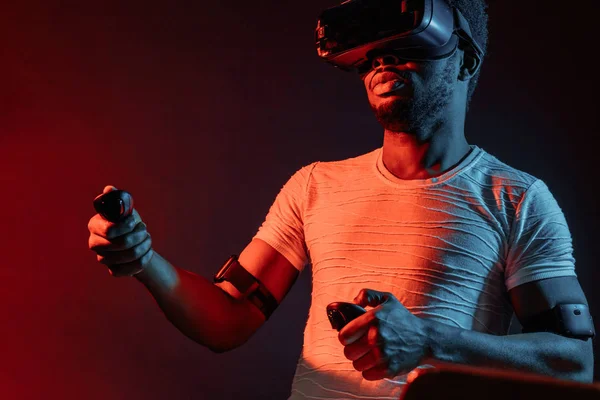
(373, 80), (407, 96)
(371, 71), (409, 96)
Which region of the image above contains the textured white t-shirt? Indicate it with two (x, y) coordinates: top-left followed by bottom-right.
(253, 146), (576, 400)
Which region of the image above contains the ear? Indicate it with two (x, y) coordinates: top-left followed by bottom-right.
(458, 47), (482, 81)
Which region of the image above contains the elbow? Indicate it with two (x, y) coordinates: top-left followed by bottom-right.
(561, 358), (594, 383)
(570, 338), (594, 383)
(176, 326), (248, 354)
(565, 360), (594, 384)
(208, 344), (235, 354)
(204, 329), (257, 354)
(578, 365), (594, 384)
(573, 346), (594, 384)
(191, 332), (250, 354)
(544, 337), (594, 383)
(194, 337), (242, 354)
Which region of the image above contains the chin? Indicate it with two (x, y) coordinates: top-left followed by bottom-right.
(381, 121), (417, 133)
(371, 98), (417, 130)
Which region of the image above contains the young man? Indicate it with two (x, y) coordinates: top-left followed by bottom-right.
(88, 1), (594, 398)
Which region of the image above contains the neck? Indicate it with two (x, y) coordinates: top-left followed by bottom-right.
(381, 121), (470, 181)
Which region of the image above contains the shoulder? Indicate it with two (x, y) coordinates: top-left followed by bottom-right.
(309, 148), (380, 184)
(466, 147), (557, 205)
(472, 148), (540, 190)
(281, 149), (379, 196)
(468, 148), (567, 216)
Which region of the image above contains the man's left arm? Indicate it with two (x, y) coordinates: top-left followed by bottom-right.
(339, 277), (594, 383)
(340, 180), (594, 382)
(424, 275), (594, 382)
(421, 178), (594, 382)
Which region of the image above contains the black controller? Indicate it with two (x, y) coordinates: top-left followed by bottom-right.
(326, 302), (367, 331)
(93, 189), (134, 222)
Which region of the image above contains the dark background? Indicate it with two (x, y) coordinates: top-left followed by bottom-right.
(1, 0), (598, 399)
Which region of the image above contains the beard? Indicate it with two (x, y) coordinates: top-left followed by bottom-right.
(370, 57), (456, 136)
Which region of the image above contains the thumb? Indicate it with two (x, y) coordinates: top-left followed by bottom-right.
(353, 289), (393, 308)
(103, 185), (118, 194)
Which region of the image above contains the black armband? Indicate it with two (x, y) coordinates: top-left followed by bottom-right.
(214, 255), (279, 320)
(521, 304), (595, 340)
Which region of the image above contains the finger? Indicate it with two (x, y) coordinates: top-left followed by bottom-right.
(353, 289), (394, 308)
(109, 248), (154, 277)
(339, 310), (377, 346)
(343, 325), (378, 361)
(104, 210), (142, 239)
(103, 185), (118, 194)
(88, 213), (112, 236)
(353, 347), (384, 372)
(97, 234), (152, 266)
(87, 209), (142, 238)
(362, 364), (392, 381)
(89, 222), (149, 252)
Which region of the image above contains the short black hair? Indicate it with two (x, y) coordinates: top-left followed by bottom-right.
(446, 0), (489, 107)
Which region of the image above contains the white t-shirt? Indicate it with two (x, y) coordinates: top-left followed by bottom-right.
(253, 145), (576, 400)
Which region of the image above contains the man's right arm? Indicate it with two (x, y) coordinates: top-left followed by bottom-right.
(133, 239), (299, 353)
(88, 187), (300, 354)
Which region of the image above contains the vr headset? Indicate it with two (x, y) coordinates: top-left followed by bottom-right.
(315, 0), (484, 74)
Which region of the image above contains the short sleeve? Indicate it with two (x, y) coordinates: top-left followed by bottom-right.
(253, 163), (316, 272)
(505, 179), (577, 291)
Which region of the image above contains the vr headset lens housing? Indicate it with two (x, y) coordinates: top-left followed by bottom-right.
(315, 0), (483, 73)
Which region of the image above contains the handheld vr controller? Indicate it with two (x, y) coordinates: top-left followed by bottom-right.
(327, 302), (367, 331)
(93, 190), (134, 223)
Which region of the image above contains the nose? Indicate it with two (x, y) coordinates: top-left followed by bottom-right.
(371, 54), (401, 70)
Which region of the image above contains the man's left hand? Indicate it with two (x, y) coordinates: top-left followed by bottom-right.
(338, 289), (431, 381)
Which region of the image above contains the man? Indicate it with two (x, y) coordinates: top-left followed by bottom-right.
(87, 0), (594, 398)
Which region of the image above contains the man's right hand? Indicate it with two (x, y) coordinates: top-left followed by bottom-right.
(88, 186), (154, 277)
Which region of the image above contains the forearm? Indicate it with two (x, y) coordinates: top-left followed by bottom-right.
(134, 252), (264, 352)
(424, 320), (594, 382)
